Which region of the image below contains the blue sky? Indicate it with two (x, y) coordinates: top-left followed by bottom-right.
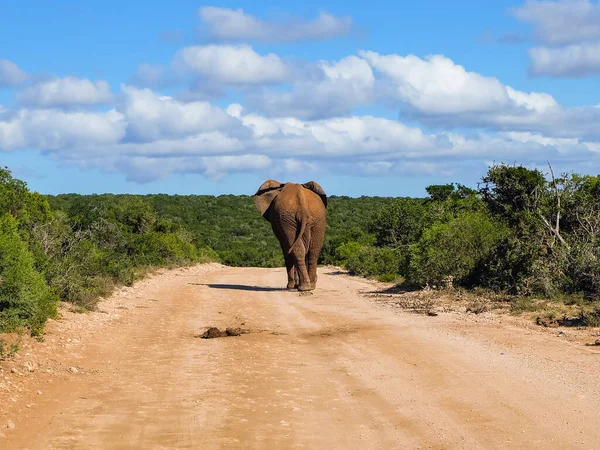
(2, 0), (600, 197)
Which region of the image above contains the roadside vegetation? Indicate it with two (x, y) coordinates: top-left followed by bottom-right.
(1, 162), (600, 337)
(0, 167), (216, 336)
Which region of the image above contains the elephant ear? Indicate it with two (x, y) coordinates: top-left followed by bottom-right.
(254, 179), (285, 216)
(302, 181), (328, 208)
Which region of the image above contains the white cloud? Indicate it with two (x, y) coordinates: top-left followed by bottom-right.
(508, 1), (600, 78)
(500, 131), (580, 147)
(359, 51), (558, 117)
(198, 154), (272, 180)
(2, 69), (600, 183)
(249, 56), (375, 118)
(351, 160), (454, 177)
(0, 108), (125, 150)
(120, 85), (243, 142)
(198, 7), (352, 43)
(360, 52), (508, 114)
(511, 0), (600, 45)
(239, 113), (436, 158)
(226, 103), (244, 118)
(0, 60), (28, 87)
(505, 86), (558, 112)
(174, 44), (289, 85)
(16, 76), (113, 107)
(529, 43), (600, 77)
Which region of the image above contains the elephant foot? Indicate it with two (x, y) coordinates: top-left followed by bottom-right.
(297, 283), (315, 292)
(287, 281), (297, 290)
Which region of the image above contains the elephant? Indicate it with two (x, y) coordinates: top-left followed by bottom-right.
(254, 180), (327, 292)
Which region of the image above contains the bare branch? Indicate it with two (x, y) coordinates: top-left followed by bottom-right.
(539, 213), (570, 250)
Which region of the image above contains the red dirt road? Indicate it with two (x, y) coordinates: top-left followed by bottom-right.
(1, 264), (600, 449)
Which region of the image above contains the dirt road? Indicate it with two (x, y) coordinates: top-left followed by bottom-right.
(2, 264), (600, 449)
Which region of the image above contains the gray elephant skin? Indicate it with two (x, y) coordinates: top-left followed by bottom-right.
(254, 180), (328, 291)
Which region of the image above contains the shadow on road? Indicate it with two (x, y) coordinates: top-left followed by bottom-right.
(189, 283), (288, 292)
(364, 285), (417, 295)
(323, 270), (347, 276)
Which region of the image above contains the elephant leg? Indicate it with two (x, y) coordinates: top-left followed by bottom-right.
(307, 252), (318, 288)
(285, 254), (297, 290)
(306, 227), (325, 290)
(294, 264), (300, 286)
(290, 246), (311, 291)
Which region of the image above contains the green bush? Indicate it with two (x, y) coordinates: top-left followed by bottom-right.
(408, 212), (510, 287)
(334, 241), (364, 267)
(0, 214), (57, 334)
(369, 198), (428, 248)
(346, 245), (401, 280)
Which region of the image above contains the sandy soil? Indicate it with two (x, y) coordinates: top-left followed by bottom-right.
(1, 264), (600, 449)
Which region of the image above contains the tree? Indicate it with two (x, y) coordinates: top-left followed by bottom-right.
(425, 184), (455, 202)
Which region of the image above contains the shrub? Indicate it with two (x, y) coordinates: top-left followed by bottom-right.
(346, 245), (401, 280)
(369, 198), (428, 248)
(333, 241), (363, 267)
(0, 214), (57, 334)
(408, 212), (510, 287)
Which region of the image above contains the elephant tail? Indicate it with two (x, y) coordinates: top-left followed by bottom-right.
(288, 214), (308, 255)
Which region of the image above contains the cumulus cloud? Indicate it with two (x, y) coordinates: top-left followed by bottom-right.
(174, 44), (289, 85)
(359, 51), (559, 119)
(507, 1), (600, 77)
(0, 60), (28, 87)
(16, 76), (113, 107)
(511, 0), (600, 45)
(4, 81), (599, 183)
(360, 51), (511, 114)
(3, 46), (600, 183)
(0, 107), (125, 150)
(529, 42), (600, 77)
(198, 7), (352, 43)
(120, 85), (244, 142)
(248, 56), (375, 119)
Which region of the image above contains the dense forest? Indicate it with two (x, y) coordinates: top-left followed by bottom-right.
(2, 163), (600, 338)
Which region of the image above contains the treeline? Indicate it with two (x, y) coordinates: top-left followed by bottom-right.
(46, 163), (600, 301)
(49, 193), (395, 269)
(2, 163), (600, 336)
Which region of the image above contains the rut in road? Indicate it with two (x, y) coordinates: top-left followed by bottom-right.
(2, 264), (600, 449)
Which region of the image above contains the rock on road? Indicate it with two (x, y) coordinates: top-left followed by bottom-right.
(2, 264), (600, 449)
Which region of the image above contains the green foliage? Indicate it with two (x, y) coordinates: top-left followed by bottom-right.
(425, 184), (455, 202)
(334, 241), (364, 267)
(346, 245), (402, 280)
(323, 163), (600, 302)
(408, 212), (510, 287)
(0, 214), (57, 334)
(369, 198), (428, 248)
(40, 197), (220, 308)
(0, 167), (53, 232)
(479, 164), (546, 230)
(0, 168), (224, 333)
